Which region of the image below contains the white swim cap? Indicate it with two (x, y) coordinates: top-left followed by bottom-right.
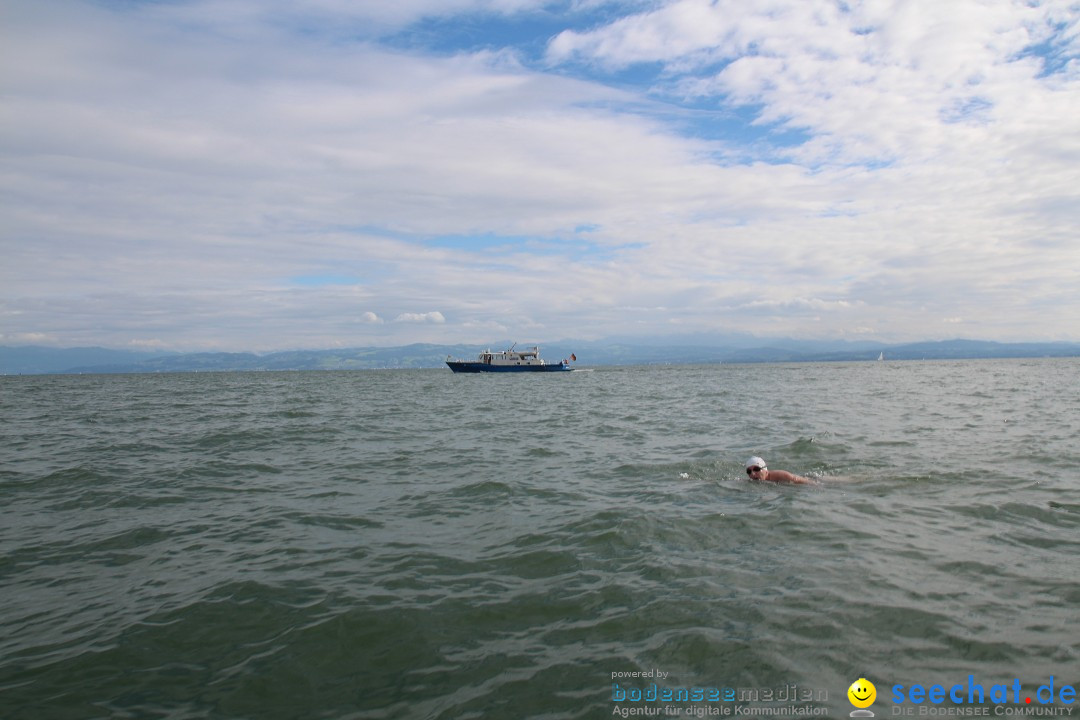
(746, 456), (767, 469)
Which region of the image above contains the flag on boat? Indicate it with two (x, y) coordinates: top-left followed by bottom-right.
(570, 353), (576, 361)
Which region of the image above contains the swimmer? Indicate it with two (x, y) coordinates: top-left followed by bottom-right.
(745, 456), (815, 485)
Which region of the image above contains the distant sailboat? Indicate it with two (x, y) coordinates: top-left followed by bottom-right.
(877, 351), (884, 362)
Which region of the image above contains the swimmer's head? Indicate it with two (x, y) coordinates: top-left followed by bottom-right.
(745, 456), (767, 478)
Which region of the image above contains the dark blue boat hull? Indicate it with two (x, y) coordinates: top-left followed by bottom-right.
(446, 361), (571, 373)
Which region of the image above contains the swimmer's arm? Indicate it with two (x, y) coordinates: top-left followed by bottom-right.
(769, 470), (816, 485)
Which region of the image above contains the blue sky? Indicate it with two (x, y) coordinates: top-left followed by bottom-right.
(2, 0), (1079, 351)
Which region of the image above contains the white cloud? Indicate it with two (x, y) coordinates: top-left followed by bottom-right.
(548, 0), (742, 67)
(394, 312), (447, 324)
(548, 0), (1078, 166)
(1, 0), (1078, 350)
(0, 332), (55, 345)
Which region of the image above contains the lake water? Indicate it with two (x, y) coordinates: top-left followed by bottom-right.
(2, 359), (1078, 719)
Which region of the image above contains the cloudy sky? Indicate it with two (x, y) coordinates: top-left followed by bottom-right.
(2, 0), (1078, 351)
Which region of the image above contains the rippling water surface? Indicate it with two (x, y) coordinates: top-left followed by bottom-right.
(2, 360), (1078, 719)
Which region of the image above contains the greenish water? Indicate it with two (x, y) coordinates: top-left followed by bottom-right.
(1, 360), (1078, 719)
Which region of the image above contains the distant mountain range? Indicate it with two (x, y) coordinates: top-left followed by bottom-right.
(3, 338), (1079, 375)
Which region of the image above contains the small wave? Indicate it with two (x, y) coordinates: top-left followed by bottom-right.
(280, 511), (384, 531)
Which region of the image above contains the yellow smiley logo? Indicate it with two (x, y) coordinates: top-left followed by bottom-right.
(848, 678), (876, 709)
